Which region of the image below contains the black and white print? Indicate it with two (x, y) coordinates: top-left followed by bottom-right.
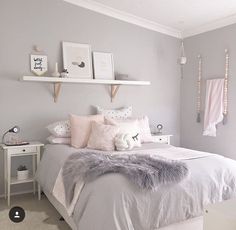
(62, 42), (92, 79)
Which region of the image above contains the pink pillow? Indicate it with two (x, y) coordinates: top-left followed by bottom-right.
(87, 122), (120, 151)
(70, 114), (104, 148)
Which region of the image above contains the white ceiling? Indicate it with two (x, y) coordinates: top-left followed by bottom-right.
(64, 0), (236, 38)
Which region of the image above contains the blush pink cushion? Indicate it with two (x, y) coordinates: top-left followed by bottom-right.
(87, 122), (120, 151)
(70, 114), (104, 148)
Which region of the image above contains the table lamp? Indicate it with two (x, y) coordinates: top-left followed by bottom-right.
(2, 126), (28, 146)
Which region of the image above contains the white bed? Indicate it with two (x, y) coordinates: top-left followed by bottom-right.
(44, 189), (203, 230)
(36, 143), (236, 230)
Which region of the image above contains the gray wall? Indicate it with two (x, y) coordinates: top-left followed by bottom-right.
(0, 0), (181, 195)
(181, 24), (236, 159)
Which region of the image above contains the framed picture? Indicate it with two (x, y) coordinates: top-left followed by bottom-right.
(62, 42), (92, 79)
(30, 54), (48, 76)
(93, 52), (114, 80)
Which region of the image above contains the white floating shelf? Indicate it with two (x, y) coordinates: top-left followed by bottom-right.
(21, 76), (150, 85)
(20, 76), (151, 102)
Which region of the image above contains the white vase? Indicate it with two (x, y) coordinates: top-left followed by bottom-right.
(17, 170), (29, 180)
(52, 62), (60, 77)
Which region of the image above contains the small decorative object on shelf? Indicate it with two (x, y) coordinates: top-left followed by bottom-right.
(60, 69), (69, 78)
(156, 124), (163, 134)
(115, 73), (129, 81)
(30, 45), (48, 76)
(51, 62), (60, 77)
(17, 165), (29, 181)
(30, 54), (48, 76)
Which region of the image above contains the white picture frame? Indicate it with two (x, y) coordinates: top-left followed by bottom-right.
(62, 42), (92, 79)
(30, 54), (48, 76)
(93, 52), (114, 80)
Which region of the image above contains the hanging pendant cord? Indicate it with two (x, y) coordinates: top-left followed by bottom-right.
(196, 55), (202, 123)
(223, 49), (229, 125)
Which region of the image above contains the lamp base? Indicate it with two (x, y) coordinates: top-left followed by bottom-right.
(4, 142), (29, 146)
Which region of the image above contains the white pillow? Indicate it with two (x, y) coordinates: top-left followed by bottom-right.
(135, 116), (153, 143)
(96, 106), (132, 119)
(87, 121), (120, 151)
(105, 118), (141, 147)
(47, 136), (71, 144)
(47, 120), (71, 138)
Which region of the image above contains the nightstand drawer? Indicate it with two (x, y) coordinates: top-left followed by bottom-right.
(154, 136), (168, 143)
(8, 146), (37, 155)
(152, 135), (172, 144)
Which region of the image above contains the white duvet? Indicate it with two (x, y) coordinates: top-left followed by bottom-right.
(37, 143), (236, 230)
(53, 145), (213, 216)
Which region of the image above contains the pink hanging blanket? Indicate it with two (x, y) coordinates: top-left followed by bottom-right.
(203, 79), (224, 137)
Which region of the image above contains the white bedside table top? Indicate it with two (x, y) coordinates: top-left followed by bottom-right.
(0, 141), (44, 149)
(151, 133), (173, 136)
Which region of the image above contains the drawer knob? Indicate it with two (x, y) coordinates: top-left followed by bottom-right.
(22, 149), (26, 152)
(159, 139), (162, 141)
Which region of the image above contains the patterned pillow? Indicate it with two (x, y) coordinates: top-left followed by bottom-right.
(96, 106), (132, 119)
(47, 120), (71, 138)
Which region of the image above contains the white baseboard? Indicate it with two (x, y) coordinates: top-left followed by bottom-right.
(0, 190), (34, 198)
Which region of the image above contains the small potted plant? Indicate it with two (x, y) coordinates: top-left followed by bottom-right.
(17, 165), (29, 180)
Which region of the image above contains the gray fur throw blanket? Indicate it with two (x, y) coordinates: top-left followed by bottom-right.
(62, 151), (189, 205)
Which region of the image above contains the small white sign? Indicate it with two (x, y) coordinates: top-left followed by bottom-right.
(30, 54), (48, 76)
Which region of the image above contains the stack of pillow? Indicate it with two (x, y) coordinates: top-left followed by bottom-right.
(47, 106), (153, 151)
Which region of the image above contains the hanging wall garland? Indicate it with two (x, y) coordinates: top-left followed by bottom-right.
(223, 49), (229, 124)
(196, 55), (202, 123)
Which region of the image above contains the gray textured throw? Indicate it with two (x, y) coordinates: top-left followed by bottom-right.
(62, 151), (189, 205)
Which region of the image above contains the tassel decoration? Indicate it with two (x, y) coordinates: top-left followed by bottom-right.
(223, 49), (229, 125)
(197, 113), (201, 123)
(196, 55), (202, 123)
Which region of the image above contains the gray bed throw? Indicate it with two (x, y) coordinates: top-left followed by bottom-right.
(62, 151), (189, 205)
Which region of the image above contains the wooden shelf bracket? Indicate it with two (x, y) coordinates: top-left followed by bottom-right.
(54, 83), (61, 103)
(111, 84), (120, 102)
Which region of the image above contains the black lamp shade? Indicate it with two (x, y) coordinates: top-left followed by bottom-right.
(9, 126), (20, 133)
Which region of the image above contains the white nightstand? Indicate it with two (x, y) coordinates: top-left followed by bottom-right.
(151, 134), (173, 145)
(0, 142), (44, 206)
(204, 199), (236, 230)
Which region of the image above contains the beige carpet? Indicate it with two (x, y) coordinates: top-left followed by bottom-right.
(0, 193), (71, 230)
